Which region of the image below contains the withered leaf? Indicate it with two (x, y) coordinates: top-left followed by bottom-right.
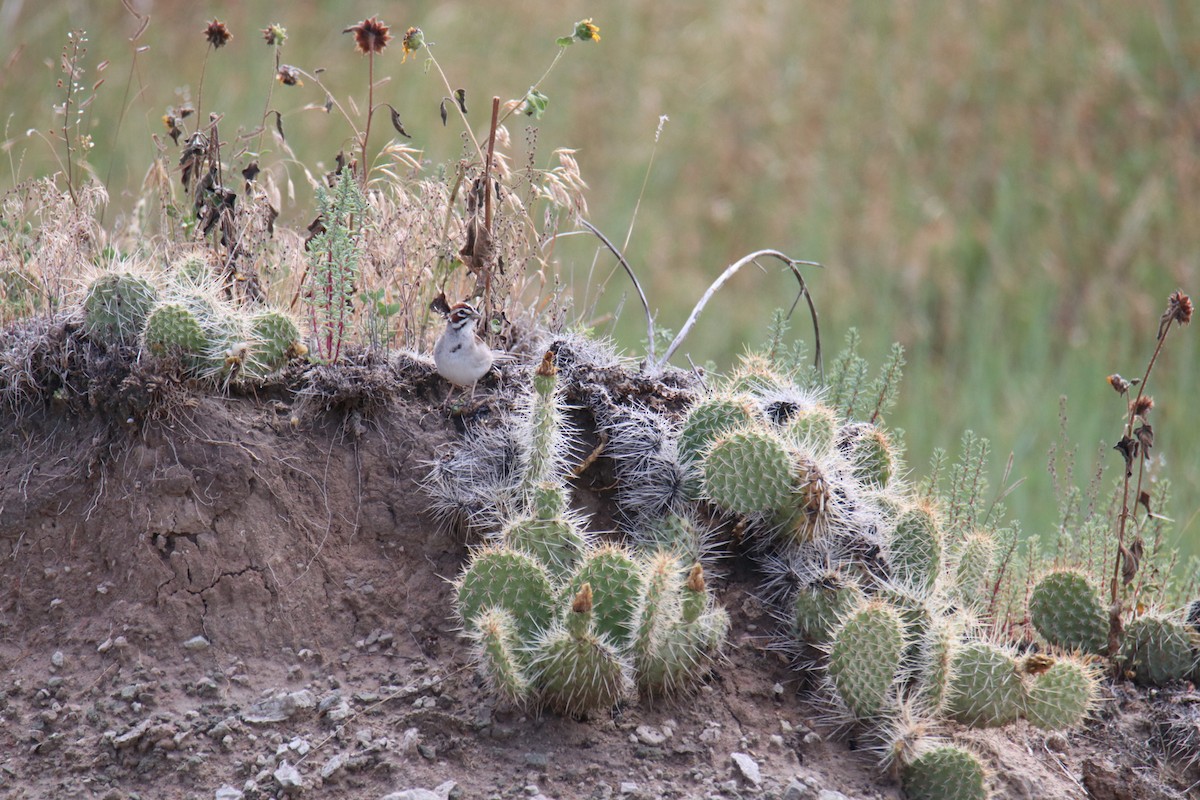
(1138, 490), (1152, 516)
(242, 160), (260, 185)
(1121, 536), (1144, 586)
(1114, 435), (1138, 478)
(390, 106), (411, 138)
(454, 88), (467, 114)
(304, 216), (326, 251)
(1134, 422), (1153, 456)
(439, 99), (448, 127)
(273, 110), (285, 141)
(429, 292), (451, 316)
(323, 93), (333, 114)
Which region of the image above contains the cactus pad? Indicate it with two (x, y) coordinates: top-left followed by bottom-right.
(828, 601), (905, 718)
(1028, 570), (1108, 655)
(1024, 656), (1097, 730)
(902, 745), (988, 800)
(1122, 614), (1196, 686)
(702, 428), (795, 515)
(82, 272), (158, 347)
(456, 547), (555, 640)
(791, 574), (866, 646)
(888, 503), (942, 592)
(565, 545), (642, 645)
(678, 395), (759, 465)
(947, 642), (1024, 728)
(142, 302), (207, 362)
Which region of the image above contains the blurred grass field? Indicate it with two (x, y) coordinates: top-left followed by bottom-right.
(1, 1), (1197, 559)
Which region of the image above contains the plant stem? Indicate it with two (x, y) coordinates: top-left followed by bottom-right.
(360, 51), (375, 186)
(424, 47), (485, 163)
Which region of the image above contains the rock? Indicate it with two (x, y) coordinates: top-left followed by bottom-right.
(635, 725), (669, 746)
(112, 719), (152, 749)
(380, 791), (440, 800)
(731, 752), (761, 786)
(51, 651), (64, 668)
(274, 760), (303, 791)
(816, 791), (852, 800)
(243, 690), (316, 724)
(619, 782), (639, 795)
(183, 635), (211, 650)
(397, 727), (421, 755)
(215, 786), (244, 800)
(699, 722), (722, 743)
(783, 779), (815, 800)
(320, 753), (348, 780)
(524, 752), (550, 768)
(433, 781), (459, 800)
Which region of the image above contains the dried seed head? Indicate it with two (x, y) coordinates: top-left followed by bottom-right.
(1167, 290), (1194, 326)
(401, 27), (424, 62)
(1106, 373), (1135, 395)
(204, 19), (232, 49)
(536, 350), (557, 379)
(344, 16), (391, 55)
(1130, 395), (1154, 418)
(262, 23), (287, 46)
(686, 563), (706, 593)
(277, 65), (302, 86)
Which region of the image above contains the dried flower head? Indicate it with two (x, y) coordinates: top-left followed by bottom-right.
(401, 27), (424, 62)
(1167, 290), (1193, 326)
(344, 16), (391, 55)
(262, 23), (287, 46)
(571, 583), (593, 614)
(1130, 395), (1154, 418)
(204, 19), (232, 49)
(574, 18), (601, 42)
(277, 65), (303, 87)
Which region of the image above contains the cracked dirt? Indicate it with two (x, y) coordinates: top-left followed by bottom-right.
(1, 379), (1198, 799)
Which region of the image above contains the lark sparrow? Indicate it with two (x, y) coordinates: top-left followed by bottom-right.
(433, 302), (496, 388)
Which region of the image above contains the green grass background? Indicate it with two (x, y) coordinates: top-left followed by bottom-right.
(2, 2), (1197, 559)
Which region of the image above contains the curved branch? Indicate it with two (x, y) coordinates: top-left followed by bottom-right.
(577, 217), (655, 363)
(656, 250), (822, 371)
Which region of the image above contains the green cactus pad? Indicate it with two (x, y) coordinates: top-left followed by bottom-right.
(1028, 570), (1108, 655)
(501, 515), (587, 580)
(531, 589), (633, 716)
(702, 428), (795, 515)
(470, 607), (531, 705)
(953, 530), (997, 609)
(917, 615), (960, 712)
(841, 424), (896, 489)
(456, 547), (556, 640)
(82, 272), (159, 347)
(828, 601), (905, 718)
(565, 545), (643, 645)
(631, 552), (680, 675)
(141, 302), (207, 362)
(1024, 656), (1097, 730)
(947, 642), (1024, 728)
(173, 254), (212, 286)
(785, 404), (839, 450)
(791, 574), (866, 646)
(902, 745), (988, 800)
(1122, 614), (1196, 686)
(245, 308), (301, 379)
(678, 395), (759, 466)
(637, 513), (708, 566)
(638, 606), (729, 697)
(889, 503), (942, 592)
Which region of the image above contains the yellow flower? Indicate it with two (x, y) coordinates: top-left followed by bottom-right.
(574, 19), (600, 42)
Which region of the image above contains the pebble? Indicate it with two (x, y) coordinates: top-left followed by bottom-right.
(183, 635), (211, 651)
(524, 752), (550, 768)
(380, 791), (440, 800)
(273, 760), (303, 791)
(731, 752), (761, 786)
(320, 753), (347, 780)
(782, 779), (813, 800)
(397, 727), (421, 755)
(1045, 732), (1069, 753)
(816, 791), (852, 800)
(51, 651), (65, 668)
(699, 723), (722, 743)
(214, 786), (244, 800)
(243, 690), (316, 724)
(635, 725), (670, 746)
(619, 782), (639, 795)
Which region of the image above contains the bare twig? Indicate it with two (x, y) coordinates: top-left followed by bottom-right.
(657, 250), (822, 371)
(576, 218), (655, 363)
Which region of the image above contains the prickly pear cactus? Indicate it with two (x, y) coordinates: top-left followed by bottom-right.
(636, 563), (729, 697)
(678, 394), (759, 465)
(531, 584), (633, 716)
(500, 513), (587, 581)
(173, 254), (212, 286)
(82, 271), (159, 347)
(564, 545), (642, 645)
(141, 301), (207, 363)
(455, 547), (556, 639)
(828, 601), (905, 718)
(245, 308), (301, 379)
(839, 423), (896, 489)
(946, 641), (1024, 728)
(469, 607), (530, 705)
(791, 573), (866, 646)
(702, 428), (795, 515)
(1121, 613), (1196, 686)
(785, 404), (839, 450)
(888, 503), (942, 593)
(953, 530), (996, 609)
(1028, 570), (1108, 655)
(1023, 655), (1097, 730)
(901, 744), (988, 800)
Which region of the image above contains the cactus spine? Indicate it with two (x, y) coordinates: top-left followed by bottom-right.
(702, 427), (796, 515)
(946, 642), (1024, 728)
(888, 503), (942, 593)
(1121, 613), (1196, 686)
(1022, 655), (1097, 730)
(82, 271), (159, 347)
